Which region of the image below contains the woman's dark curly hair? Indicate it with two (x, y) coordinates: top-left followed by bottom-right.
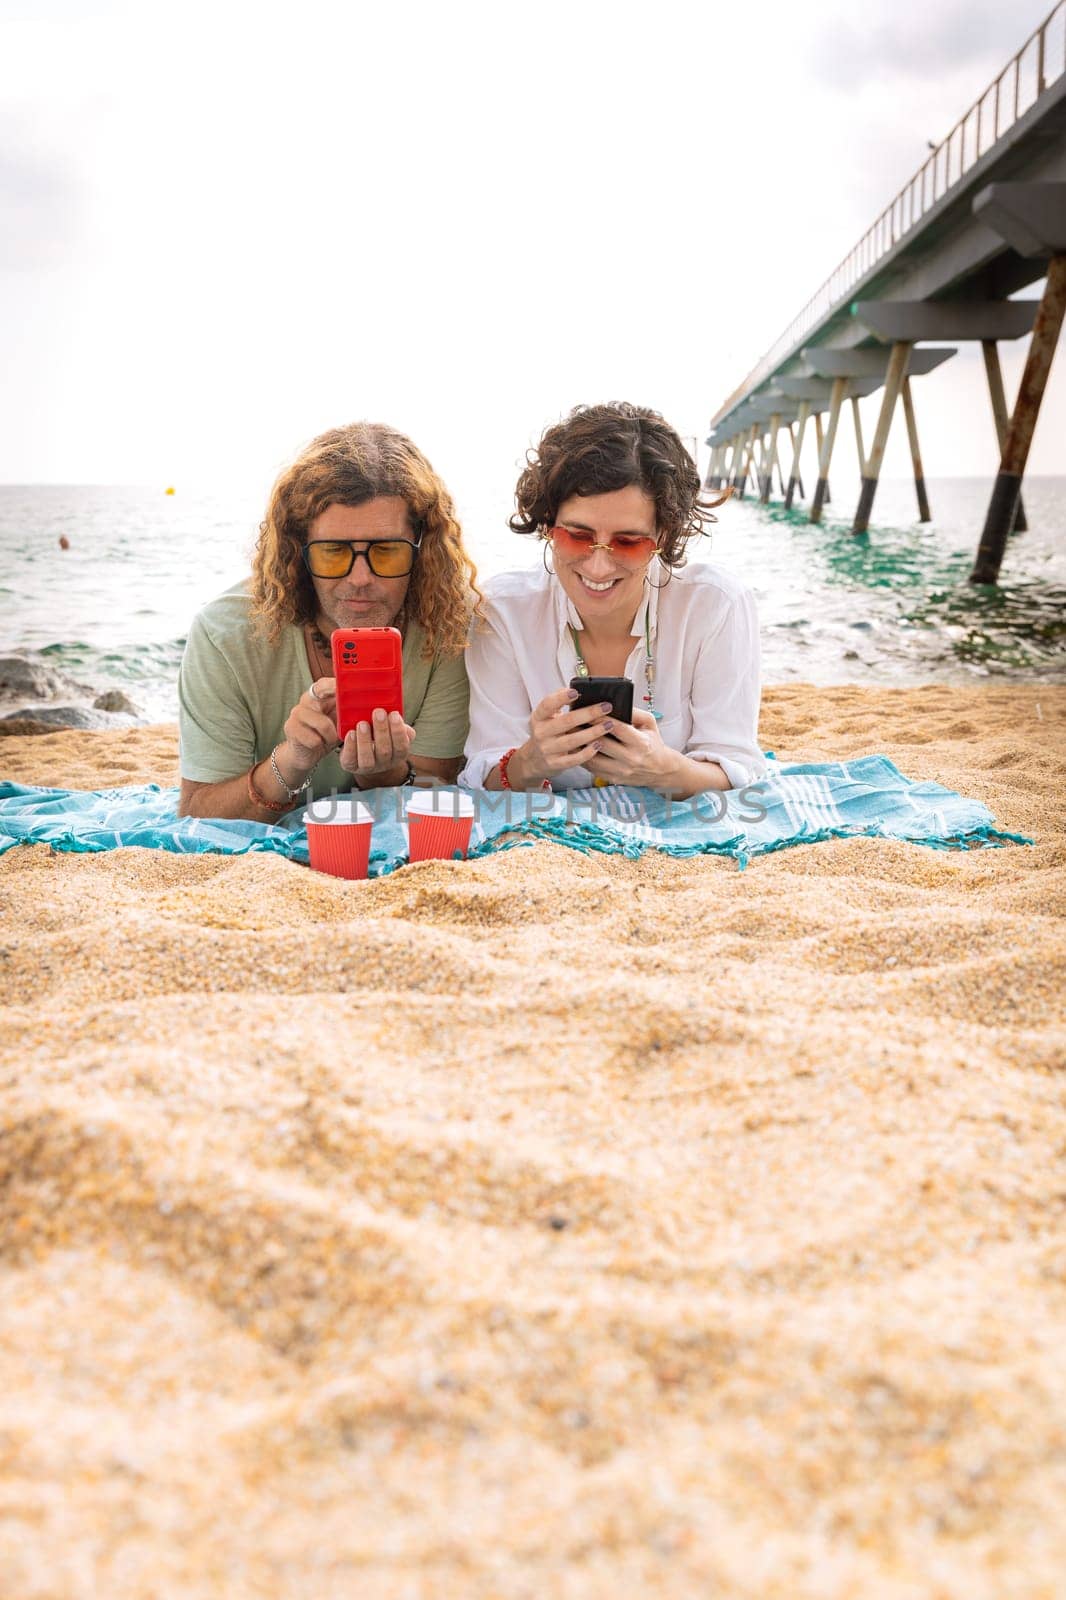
(250, 422), (479, 658)
(510, 401), (731, 568)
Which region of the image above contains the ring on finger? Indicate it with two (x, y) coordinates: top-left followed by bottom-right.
(308, 681), (320, 702)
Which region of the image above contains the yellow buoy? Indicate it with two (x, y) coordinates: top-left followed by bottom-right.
(165, 486), (176, 495)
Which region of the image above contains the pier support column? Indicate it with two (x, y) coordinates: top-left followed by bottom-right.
(810, 380), (846, 523)
(972, 255), (1066, 583)
(814, 412), (831, 503)
(851, 396), (867, 477)
(752, 428), (765, 496)
(981, 341), (1027, 531)
(745, 426), (760, 497)
(737, 426), (757, 499)
(761, 414), (780, 503)
(852, 340), (911, 534)
(785, 402), (809, 508)
(729, 434), (745, 491)
(900, 378), (932, 522)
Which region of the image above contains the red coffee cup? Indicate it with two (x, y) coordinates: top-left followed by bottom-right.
(303, 797), (374, 879)
(405, 790), (475, 863)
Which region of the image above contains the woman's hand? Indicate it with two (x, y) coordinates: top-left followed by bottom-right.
(584, 709), (683, 790)
(504, 687), (612, 788)
(338, 708), (416, 781)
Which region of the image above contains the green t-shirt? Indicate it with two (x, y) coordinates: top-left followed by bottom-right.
(178, 581), (469, 800)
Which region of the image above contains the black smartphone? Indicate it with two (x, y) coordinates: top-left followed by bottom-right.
(568, 676), (634, 725)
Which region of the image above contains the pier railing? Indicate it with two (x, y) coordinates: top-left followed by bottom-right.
(712, 1), (1066, 423)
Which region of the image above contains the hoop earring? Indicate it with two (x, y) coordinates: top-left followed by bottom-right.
(644, 558), (672, 590)
(541, 537), (555, 576)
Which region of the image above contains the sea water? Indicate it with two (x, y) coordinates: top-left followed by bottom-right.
(0, 475), (1063, 722)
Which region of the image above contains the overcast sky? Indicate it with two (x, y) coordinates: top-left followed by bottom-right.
(1, 0), (1062, 528)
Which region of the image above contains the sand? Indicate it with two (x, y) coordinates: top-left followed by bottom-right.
(1, 683), (1064, 1600)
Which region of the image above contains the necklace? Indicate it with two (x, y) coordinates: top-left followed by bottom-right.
(567, 606), (661, 720)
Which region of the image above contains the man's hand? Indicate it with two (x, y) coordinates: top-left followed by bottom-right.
(277, 677), (343, 786)
(339, 708), (416, 782)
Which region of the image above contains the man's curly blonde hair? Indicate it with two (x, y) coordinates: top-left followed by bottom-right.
(250, 422), (478, 659)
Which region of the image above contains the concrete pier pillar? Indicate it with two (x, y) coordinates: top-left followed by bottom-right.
(727, 435), (743, 490)
(851, 397), (866, 477)
(900, 378), (932, 521)
(814, 413), (831, 503)
(752, 428), (765, 495)
(972, 254), (1066, 583)
(981, 341), (1027, 531)
(761, 413), (780, 503)
(852, 340), (911, 534)
(736, 426), (757, 499)
(811, 381), (847, 523)
(785, 402), (809, 508)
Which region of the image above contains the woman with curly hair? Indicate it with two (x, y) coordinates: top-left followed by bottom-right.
(463, 402), (764, 796)
(178, 422), (478, 817)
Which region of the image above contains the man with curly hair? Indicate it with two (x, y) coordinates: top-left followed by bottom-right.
(178, 423), (477, 818)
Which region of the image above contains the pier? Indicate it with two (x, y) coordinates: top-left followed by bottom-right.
(705, 3), (1066, 583)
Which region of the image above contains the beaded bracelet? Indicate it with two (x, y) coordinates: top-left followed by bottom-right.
(498, 748), (550, 792)
(498, 748), (518, 790)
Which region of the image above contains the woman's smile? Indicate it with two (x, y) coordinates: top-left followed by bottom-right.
(552, 486), (659, 627)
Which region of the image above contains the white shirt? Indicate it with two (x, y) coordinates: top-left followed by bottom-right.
(462, 558), (765, 790)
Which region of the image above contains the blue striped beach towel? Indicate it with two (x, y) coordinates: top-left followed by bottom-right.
(0, 757), (1030, 873)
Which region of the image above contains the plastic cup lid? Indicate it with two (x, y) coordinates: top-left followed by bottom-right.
(303, 798), (374, 826)
(406, 789), (475, 818)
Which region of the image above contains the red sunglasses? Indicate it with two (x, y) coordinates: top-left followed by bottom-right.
(548, 525), (658, 565)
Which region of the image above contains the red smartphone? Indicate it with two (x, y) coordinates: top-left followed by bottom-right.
(331, 627), (404, 740)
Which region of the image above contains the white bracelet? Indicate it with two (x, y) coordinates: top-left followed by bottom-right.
(270, 745), (311, 801)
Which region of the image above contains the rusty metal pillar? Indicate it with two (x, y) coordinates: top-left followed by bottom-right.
(972, 256), (1066, 583)
(900, 378), (932, 522)
(761, 414), (780, 503)
(814, 412), (831, 503)
(981, 341), (1027, 532)
(810, 380), (846, 523)
(852, 340), (911, 534)
(785, 402), (809, 508)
